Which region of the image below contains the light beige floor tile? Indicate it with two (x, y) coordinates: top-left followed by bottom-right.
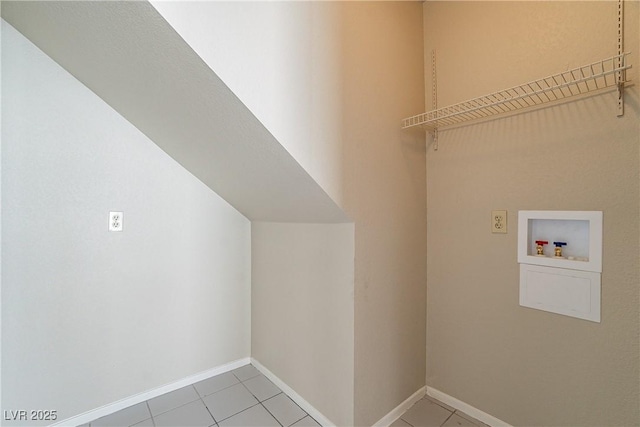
(454, 411), (489, 427)
(131, 417), (155, 427)
(218, 404), (279, 427)
(290, 416), (321, 427)
(390, 417), (413, 426)
(91, 402), (151, 427)
(232, 364), (261, 382)
(243, 375), (281, 401)
(424, 395), (456, 412)
(153, 400), (214, 427)
(202, 383), (258, 421)
(147, 385), (199, 416)
(194, 372), (240, 397)
(443, 413), (478, 427)
(401, 398), (453, 427)
(262, 393), (307, 426)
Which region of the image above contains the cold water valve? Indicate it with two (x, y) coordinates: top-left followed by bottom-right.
(553, 241), (567, 258)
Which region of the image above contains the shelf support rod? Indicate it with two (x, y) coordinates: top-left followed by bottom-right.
(431, 49), (439, 150)
(617, 0), (625, 117)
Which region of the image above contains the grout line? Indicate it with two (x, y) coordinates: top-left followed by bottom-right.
(259, 401), (284, 427)
(260, 392), (311, 427)
(440, 411), (454, 427)
(237, 377), (281, 403)
(282, 395), (309, 427)
(198, 380), (264, 423)
(233, 365), (261, 383)
(238, 379), (260, 401)
(144, 401), (156, 427)
(451, 409), (486, 427)
(195, 376), (242, 399)
(213, 401), (263, 423)
(288, 414), (309, 427)
(399, 417), (414, 427)
(201, 395), (217, 426)
(262, 391), (284, 402)
(424, 395), (455, 413)
(145, 386), (202, 418)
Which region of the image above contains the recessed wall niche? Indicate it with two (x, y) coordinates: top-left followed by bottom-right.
(518, 211), (603, 322)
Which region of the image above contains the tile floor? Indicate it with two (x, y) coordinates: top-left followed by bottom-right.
(391, 396), (488, 427)
(81, 364), (320, 427)
(81, 364), (486, 427)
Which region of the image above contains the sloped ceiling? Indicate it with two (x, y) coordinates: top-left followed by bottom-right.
(2, 1), (349, 223)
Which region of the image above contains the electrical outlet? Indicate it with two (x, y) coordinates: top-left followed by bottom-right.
(109, 211), (123, 232)
(492, 210), (507, 234)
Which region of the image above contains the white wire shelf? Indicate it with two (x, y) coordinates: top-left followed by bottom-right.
(402, 53), (632, 130)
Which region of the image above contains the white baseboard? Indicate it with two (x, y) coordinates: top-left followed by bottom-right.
(372, 386), (427, 427)
(49, 359), (511, 427)
(51, 357), (250, 427)
(250, 358), (335, 427)
(426, 387), (512, 427)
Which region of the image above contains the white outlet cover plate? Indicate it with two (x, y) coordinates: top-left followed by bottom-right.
(109, 211), (123, 232)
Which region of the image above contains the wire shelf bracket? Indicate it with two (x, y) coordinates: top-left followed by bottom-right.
(402, 52), (632, 132)
(616, 0), (625, 117)
(431, 50), (439, 150)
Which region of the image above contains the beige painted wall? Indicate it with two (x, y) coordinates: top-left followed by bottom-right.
(251, 222), (355, 426)
(424, 2), (639, 425)
(339, 4), (427, 425)
(250, 7), (427, 424)
(155, 2), (427, 425)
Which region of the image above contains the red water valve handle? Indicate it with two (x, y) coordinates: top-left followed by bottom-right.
(534, 240), (548, 256)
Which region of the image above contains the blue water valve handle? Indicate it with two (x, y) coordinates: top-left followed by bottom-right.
(553, 241), (567, 257)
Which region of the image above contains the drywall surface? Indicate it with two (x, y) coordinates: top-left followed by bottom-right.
(0, 3), (4, 420)
(1, 0), (347, 223)
(423, 2), (639, 425)
(339, 4), (427, 425)
(155, 2), (427, 425)
(2, 21), (251, 425)
(151, 1), (345, 207)
(251, 222), (355, 426)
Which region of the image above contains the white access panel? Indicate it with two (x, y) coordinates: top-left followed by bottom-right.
(520, 264), (601, 323)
